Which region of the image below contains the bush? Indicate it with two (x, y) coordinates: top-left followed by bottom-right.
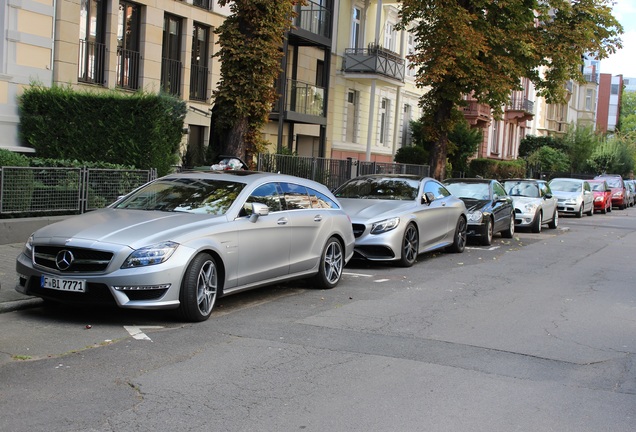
(468, 158), (526, 179)
(0, 148), (30, 167)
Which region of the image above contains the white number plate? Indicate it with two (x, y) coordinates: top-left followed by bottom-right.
(41, 275), (86, 292)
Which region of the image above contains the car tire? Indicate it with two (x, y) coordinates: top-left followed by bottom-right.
(576, 205), (584, 218)
(501, 214), (515, 239)
(399, 223), (419, 267)
(314, 236), (344, 289)
(586, 203), (593, 216)
(480, 218), (494, 246)
(178, 253), (219, 322)
(548, 209), (558, 229)
(531, 211), (543, 233)
(447, 216), (467, 253)
(601, 203), (607, 214)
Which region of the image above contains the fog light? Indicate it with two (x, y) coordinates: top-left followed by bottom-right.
(114, 284), (171, 291)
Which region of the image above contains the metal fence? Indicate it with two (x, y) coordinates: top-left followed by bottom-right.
(256, 154), (429, 190)
(0, 167), (156, 216)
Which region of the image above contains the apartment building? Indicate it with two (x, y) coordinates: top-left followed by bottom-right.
(596, 73), (623, 133)
(0, 0), (55, 153)
(329, 0), (424, 163)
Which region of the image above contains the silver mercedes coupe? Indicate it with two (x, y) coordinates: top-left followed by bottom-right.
(15, 171), (355, 321)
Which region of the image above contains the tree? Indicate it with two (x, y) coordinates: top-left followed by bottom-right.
(561, 124), (599, 173)
(619, 91), (636, 133)
(398, 0), (622, 180)
(447, 120), (482, 175)
(212, 0), (298, 163)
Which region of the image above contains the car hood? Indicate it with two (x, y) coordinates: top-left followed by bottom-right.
(459, 198), (491, 212)
(551, 191), (580, 199)
(510, 196), (541, 206)
(338, 198), (416, 221)
(30, 208), (228, 249)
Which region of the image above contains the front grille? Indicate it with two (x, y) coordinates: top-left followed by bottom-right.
(27, 277), (116, 305)
(33, 246), (114, 273)
(352, 223), (366, 238)
(124, 289), (169, 301)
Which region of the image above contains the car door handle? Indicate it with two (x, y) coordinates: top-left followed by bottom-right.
(314, 215), (323, 222)
(277, 218), (289, 225)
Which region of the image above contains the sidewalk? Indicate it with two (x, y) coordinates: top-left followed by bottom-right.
(0, 243), (44, 313)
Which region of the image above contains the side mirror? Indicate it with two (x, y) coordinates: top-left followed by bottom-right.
(422, 192), (436, 205)
(248, 202), (270, 223)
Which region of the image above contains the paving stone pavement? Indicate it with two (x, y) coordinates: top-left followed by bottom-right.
(0, 242), (43, 313)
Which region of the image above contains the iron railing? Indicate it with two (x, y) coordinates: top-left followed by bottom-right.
(190, 64), (209, 101)
(286, 80), (325, 117)
(0, 167), (156, 216)
(294, 0), (331, 38)
(116, 47), (140, 90)
(343, 46), (405, 82)
(78, 39), (106, 85)
(161, 58), (182, 96)
(507, 97), (535, 114)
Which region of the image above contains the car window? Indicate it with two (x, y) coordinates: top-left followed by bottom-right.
(308, 187), (340, 209)
(242, 183), (283, 216)
(280, 182), (312, 210)
(115, 178), (245, 215)
(445, 181), (488, 199)
(492, 182), (507, 197)
(335, 177), (419, 200)
(424, 180), (451, 199)
(550, 180), (580, 193)
(505, 181), (539, 198)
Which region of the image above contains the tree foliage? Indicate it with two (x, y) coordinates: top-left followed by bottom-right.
(619, 91), (636, 133)
(212, 0), (298, 162)
(398, 0), (622, 179)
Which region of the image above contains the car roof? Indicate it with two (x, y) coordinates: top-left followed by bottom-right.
(351, 174), (428, 181)
(163, 170), (331, 192)
(444, 178), (496, 183)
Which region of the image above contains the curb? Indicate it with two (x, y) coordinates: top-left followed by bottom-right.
(0, 298), (43, 314)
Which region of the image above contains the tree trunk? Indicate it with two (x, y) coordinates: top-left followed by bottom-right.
(429, 100), (454, 180)
(223, 117), (249, 161)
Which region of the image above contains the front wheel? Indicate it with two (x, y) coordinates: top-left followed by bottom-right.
(548, 209), (558, 229)
(399, 223), (419, 267)
(447, 216), (467, 253)
(178, 253), (219, 322)
(480, 218), (494, 246)
(586, 202), (593, 216)
(314, 237), (344, 289)
(531, 211), (543, 233)
(576, 205), (584, 218)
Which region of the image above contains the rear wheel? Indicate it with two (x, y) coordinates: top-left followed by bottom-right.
(314, 236), (344, 289)
(447, 216), (467, 253)
(480, 218), (494, 246)
(178, 253), (218, 322)
(399, 223), (419, 267)
(501, 214), (515, 238)
(531, 211), (543, 233)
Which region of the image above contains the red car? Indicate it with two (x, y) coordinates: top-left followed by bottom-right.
(595, 174), (628, 209)
(588, 179), (612, 214)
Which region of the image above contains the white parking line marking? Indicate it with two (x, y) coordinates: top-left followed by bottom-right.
(375, 279), (390, 283)
(343, 272), (373, 277)
(466, 246), (500, 251)
(124, 325), (163, 341)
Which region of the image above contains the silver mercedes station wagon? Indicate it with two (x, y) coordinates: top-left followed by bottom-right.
(15, 171), (355, 321)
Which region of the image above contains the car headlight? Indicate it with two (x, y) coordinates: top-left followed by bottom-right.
(613, 192), (623, 198)
(467, 211), (483, 223)
(121, 241), (179, 268)
(564, 199), (577, 205)
(523, 203), (538, 212)
(370, 217), (400, 234)
(594, 196), (603, 202)
(23, 235), (33, 256)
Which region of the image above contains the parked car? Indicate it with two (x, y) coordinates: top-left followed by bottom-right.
(587, 179), (612, 214)
(595, 174), (628, 210)
(443, 178), (515, 245)
(333, 174), (467, 267)
(548, 178), (594, 218)
(15, 171), (355, 322)
(624, 179), (636, 207)
(501, 179), (558, 233)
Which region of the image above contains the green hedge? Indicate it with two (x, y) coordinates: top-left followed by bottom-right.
(19, 85), (186, 176)
(468, 158), (526, 179)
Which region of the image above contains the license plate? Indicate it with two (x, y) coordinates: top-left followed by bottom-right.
(41, 275), (86, 292)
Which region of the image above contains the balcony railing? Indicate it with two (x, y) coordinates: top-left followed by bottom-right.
(190, 64), (208, 101)
(583, 73), (598, 83)
(286, 80), (325, 117)
(343, 46), (405, 82)
(294, 0), (331, 38)
(507, 97), (534, 114)
(116, 47), (140, 90)
(78, 39), (106, 85)
(161, 58), (182, 96)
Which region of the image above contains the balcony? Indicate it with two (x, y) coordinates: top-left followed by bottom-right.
(116, 47), (140, 90)
(462, 100), (491, 127)
(189, 64), (208, 101)
(343, 45), (405, 83)
(583, 73), (598, 83)
(273, 79), (326, 125)
(78, 39), (106, 85)
(290, 0), (331, 46)
(505, 97), (534, 122)
(161, 58), (182, 96)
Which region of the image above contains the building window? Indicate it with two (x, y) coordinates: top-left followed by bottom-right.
(345, 90), (359, 143)
(78, 0), (107, 85)
(611, 83), (619, 95)
(379, 98), (390, 146)
(491, 121), (500, 154)
(117, 1), (141, 90)
(383, 22), (396, 52)
(406, 33), (416, 78)
(190, 23), (209, 101)
(585, 89), (593, 111)
(161, 14), (182, 96)
(351, 7), (361, 48)
(401, 104), (412, 147)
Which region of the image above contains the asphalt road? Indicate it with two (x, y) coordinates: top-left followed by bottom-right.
(1, 210), (635, 431)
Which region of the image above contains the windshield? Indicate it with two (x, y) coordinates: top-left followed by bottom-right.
(588, 182), (606, 192)
(445, 182), (490, 199)
(602, 177), (623, 188)
(549, 180), (581, 193)
(503, 181), (539, 198)
(114, 178), (246, 215)
(335, 177), (419, 200)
